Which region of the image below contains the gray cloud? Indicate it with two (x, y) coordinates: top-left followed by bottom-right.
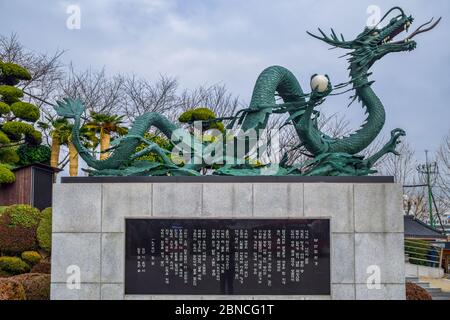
(1, 0), (449, 159)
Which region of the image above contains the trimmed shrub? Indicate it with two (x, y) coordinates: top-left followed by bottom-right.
(0, 62), (31, 85)
(10, 102), (40, 122)
(0, 147), (19, 164)
(406, 282), (432, 300)
(0, 85), (23, 104)
(0, 278), (26, 300)
(31, 261), (51, 274)
(1, 121), (35, 140)
(37, 207), (52, 252)
(25, 129), (42, 145)
(0, 257), (30, 275)
(10, 273), (50, 300)
(5, 204), (41, 228)
(0, 101), (10, 114)
(0, 130), (10, 144)
(21, 251), (42, 266)
(17, 144), (51, 166)
(0, 163), (15, 185)
(0, 205), (40, 253)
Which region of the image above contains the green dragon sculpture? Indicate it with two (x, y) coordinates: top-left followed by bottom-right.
(55, 7), (440, 177)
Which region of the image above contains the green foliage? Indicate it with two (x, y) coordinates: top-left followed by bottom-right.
(1, 121), (35, 140)
(0, 205), (40, 253)
(17, 144), (50, 165)
(4, 204), (41, 228)
(179, 107), (216, 123)
(24, 130), (42, 145)
(0, 147), (19, 164)
(178, 107), (225, 133)
(21, 251), (42, 266)
(135, 133), (173, 163)
(0, 62), (31, 86)
(0, 256), (30, 275)
(0, 130), (10, 144)
(0, 163), (15, 185)
(0, 85), (23, 104)
(37, 207), (52, 252)
(0, 101), (10, 114)
(10, 102), (40, 122)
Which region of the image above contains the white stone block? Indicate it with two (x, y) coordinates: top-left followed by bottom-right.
(304, 184), (353, 232)
(354, 184), (403, 232)
(101, 284), (124, 300)
(355, 284), (406, 300)
(51, 283), (100, 300)
(102, 184), (151, 232)
(202, 183), (252, 217)
(331, 233), (354, 284)
(53, 184), (102, 232)
(331, 284), (356, 300)
(354, 233), (405, 284)
(253, 183), (303, 217)
(153, 183), (202, 216)
(51, 233), (101, 283)
(101, 233), (124, 283)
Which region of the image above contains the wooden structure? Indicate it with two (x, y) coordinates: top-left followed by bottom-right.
(0, 163), (61, 210)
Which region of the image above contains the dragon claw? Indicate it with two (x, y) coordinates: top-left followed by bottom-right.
(55, 98), (86, 119)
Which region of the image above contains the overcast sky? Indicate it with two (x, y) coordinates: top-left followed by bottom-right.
(1, 0), (449, 160)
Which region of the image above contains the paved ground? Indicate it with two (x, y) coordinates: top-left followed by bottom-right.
(420, 276), (450, 292)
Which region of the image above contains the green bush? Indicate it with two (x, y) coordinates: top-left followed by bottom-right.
(0, 205), (40, 254)
(0, 85), (23, 104)
(0, 62), (31, 86)
(10, 102), (40, 122)
(17, 144), (51, 166)
(24, 129), (42, 145)
(1, 121), (35, 140)
(0, 147), (19, 164)
(11, 273), (50, 300)
(0, 257), (30, 275)
(21, 251), (41, 266)
(37, 208), (52, 252)
(5, 205), (41, 228)
(0, 101), (10, 114)
(0, 163), (15, 185)
(178, 107), (225, 133)
(0, 130), (10, 144)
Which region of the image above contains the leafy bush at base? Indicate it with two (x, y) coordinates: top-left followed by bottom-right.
(37, 207), (52, 252)
(0, 257), (30, 275)
(0, 205), (40, 253)
(10, 273), (50, 300)
(406, 282), (432, 300)
(31, 261), (51, 274)
(21, 251), (41, 266)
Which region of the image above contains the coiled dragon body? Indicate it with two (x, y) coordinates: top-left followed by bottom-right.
(55, 7), (440, 176)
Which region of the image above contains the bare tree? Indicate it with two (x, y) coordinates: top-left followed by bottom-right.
(436, 131), (450, 214)
(122, 74), (180, 121)
(178, 83), (240, 119)
(0, 33), (64, 117)
(56, 64), (124, 117)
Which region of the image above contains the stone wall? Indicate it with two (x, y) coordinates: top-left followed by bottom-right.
(50, 181), (405, 300)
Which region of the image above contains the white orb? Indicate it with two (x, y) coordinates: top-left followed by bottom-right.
(310, 74), (329, 93)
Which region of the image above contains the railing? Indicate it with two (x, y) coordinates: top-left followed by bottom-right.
(404, 239), (443, 268)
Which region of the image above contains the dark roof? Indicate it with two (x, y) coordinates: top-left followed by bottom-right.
(12, 163), (62, 173)
(404, 215), (447, 239)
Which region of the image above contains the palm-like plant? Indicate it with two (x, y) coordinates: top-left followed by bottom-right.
(84, 112), (128, 160)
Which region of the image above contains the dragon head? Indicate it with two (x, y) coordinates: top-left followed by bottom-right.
(308, 7), (441, 72)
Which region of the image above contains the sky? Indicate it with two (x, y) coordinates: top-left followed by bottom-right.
(0, 0), (449, 161)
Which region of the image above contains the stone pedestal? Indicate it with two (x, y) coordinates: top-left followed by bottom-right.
(50, 177), (405, 300)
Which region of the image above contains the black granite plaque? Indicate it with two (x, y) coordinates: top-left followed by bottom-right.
(125, 218), (330, 295)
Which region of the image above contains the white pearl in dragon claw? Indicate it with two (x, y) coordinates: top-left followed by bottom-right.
(310, 74), (329, 92)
